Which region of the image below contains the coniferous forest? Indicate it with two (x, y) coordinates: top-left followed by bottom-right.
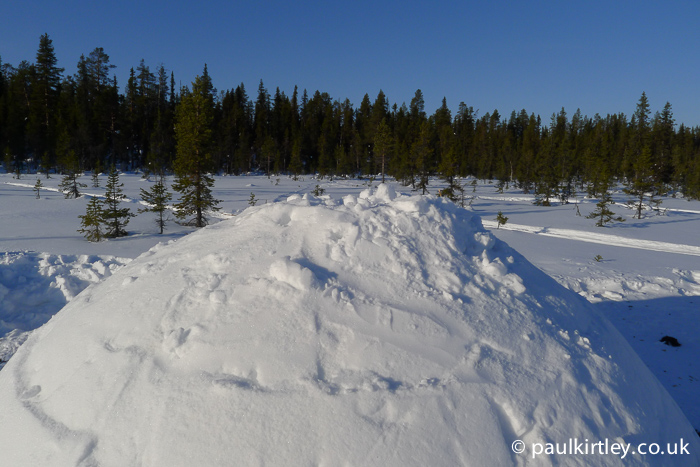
(3, 34), (700, 202)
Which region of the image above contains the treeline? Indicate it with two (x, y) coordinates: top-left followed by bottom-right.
(3, 34), (700, 199)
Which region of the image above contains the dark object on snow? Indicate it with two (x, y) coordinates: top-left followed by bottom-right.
(660, 336), (681, 347)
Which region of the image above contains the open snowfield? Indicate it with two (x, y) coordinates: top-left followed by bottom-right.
(0, 171), (699, 465)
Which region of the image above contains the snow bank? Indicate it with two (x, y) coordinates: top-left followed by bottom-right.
(0, 190), (698, 466)
(0, 252), (129, 368)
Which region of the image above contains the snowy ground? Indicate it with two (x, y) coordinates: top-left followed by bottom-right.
(0, 171), (698, 436)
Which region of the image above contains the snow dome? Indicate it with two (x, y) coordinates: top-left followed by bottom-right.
(0, 186), (698, 466)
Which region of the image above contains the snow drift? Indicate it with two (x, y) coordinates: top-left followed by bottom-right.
(0, 252), (129, 369)
(0, 186), (698, 466)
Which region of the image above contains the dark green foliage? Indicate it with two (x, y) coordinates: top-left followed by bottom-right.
(496, 211), (508, 229)
(3, 147), (12, 174)
(623, 145), (658, 219)
(533, 180), (557, 206)
(586, 177), (625, 227)
(58, 152), (86, 198)
(289, 137), (303, 180)
(13, 157), (22, 179)
(172, 74), (220, 227)
(374, 119), (392, 183)
(78, 196), (105, 242)
(412, 122), (432, 194)
(33, 178), (44, 199)
(1, 39), (699, 203)
(438, 125), (463, 202)
(588, 194), (625, 227)
(103, 166), (134, 237)
(30, 35), (64, 167)
(139, 173), (172, 234)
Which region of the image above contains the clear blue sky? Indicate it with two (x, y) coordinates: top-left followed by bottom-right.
(3, 0), (699, 126)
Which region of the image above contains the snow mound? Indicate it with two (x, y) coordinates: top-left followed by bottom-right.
(0, 190), (698, 466)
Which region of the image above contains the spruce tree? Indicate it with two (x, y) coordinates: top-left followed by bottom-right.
(58, 151), (86, 198)
(78, 196), (105, 242)
(587, 175), (625, 227)
(623, 145), (656, 219)
(438, 126), (463, 202)
(29, 33), (63, 171)
(33, 178), (44, 199)
(496, 211), (509, 229)
(412, 122), (432, 194)
(289, 137), (303, 180)
(588, 192), (625, 227)
(3, 147), (11, 174)
(533, 179), (557, 206)
(103, 166), (134, 237)
(374, 119), (392, 183)
(172, 75), (220, 227)
(138, 173), (172, 234)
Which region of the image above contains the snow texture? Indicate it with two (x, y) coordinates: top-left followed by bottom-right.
(0, 189), (698, 466)
(0, 252), (129, 368)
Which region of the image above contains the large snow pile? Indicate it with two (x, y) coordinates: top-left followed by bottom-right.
(0, 186), (698, 466)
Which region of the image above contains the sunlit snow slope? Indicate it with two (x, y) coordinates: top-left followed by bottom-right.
(0, 186), (697, 466)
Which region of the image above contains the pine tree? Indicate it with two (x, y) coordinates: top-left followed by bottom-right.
(262, 135), (277, 176)
(103, 166), (134, 237)
(29, 33), (63, 171)
(412, 121), (432, 194)
(3, 147), (11, 174)
(289, 137), (303, 180)
(138, 173), (172, 234)
(334, 144), (349, 177)
(172, 75), (220, 227)
(58, 151), (86, 198)
(374, 118), (392, 183)
(587, 175), (624, 226)
(533, 178), (558, 206)
(78, 196), (105, 242)
(33, 178), (44, 199)
(438, 126), (463, 202)
(496, 211), (509, 229)
(623, 145), (656, 219)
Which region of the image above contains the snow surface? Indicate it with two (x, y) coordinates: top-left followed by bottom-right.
(0, 182), (698, 466)
(0, 252), (129, 366)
